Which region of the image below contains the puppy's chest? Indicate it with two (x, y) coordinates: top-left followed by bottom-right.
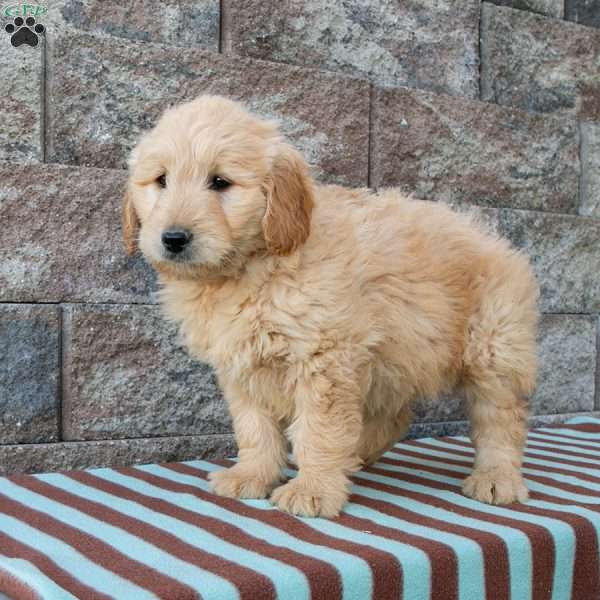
(177, 290), (293, 375)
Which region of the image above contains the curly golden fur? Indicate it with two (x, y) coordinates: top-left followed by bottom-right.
(123, 95), (539, 517)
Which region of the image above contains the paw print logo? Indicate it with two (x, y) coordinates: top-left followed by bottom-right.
(5, 16), (45, 47)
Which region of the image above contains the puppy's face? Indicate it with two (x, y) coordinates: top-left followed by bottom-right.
(123, 95), (314, 278)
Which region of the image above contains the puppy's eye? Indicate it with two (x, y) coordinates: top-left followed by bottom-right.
(156, 174), (167, 189)
(209, 176), (231, 191)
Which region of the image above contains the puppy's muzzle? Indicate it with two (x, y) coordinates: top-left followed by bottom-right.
(162, 228), (193, 255)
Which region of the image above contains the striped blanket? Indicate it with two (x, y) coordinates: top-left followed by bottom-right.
(1, 418), (599, 600)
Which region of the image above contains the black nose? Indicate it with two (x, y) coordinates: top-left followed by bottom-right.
(162, 229), (192, 254)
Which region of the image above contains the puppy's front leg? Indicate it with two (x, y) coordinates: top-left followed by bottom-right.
(209, 382), (286, 499)
(271, 353), (364, 518)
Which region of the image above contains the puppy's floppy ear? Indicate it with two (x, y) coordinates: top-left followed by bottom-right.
(262, 143), (314, 256)
(122, 184), (140, 256)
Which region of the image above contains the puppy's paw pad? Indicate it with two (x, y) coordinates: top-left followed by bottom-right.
(208, 467), (274, 499)
(270, 478), (345, 518)
(462, 467), (528, 505)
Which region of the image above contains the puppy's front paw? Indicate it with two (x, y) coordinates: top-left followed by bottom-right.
(270, 477), (348, 518)
(208, 465), (276, 499)
(462, 466), (529, 505)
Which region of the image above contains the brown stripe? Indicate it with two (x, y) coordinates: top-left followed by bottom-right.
(72, 469), (341, 600)
(525, 441), (600, 462)
(0, 565), (41, 600)
(525, 450), (600, 469)
(1, 485), (201, 600)
(530, 431), (600, 446)
(404, 439), (600, 482)
(444, 437), (600, 470)
(161, 461), (403, 600)
(398, 442), (600, 492)
(542, 423), (600, 434)
(530, 433), (600, 452)
(279, 454), (458, 598)
(401, 440), (600, 484)
(507, 502), (600, 600)
(0, 524), (112, 600)
(21, 473), (272, 600)
(380, 447), (600, 599)
(355, 467), (554, 600)
(335, 510), (458, 600)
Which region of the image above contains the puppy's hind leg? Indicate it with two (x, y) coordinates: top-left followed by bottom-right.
(461, 251), (538, 505)
(462, 376), (529, 504)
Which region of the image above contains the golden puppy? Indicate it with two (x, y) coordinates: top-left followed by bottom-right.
(123, 95), (539, 517)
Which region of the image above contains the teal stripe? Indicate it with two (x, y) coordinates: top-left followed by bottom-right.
(526, 436), (600, 458)
(324, 501), (481, 600)
(293, 512), (431, 600)
(70, 468), (310, 600)
(359, 457), (579, 600)
(524, 446), (600, 465)
(416, 439), (600, 478)
(535, 427), (600, 440)
(188, 460), (440, 600)
(529, 432), (600, 449)
(387, 442), (600, 494)
(563, 417), (600, 426)
(341, 472), (531, 600)
(0, 512), (157, 600)
(270, 465), (486, 600)
(8, 477), (238, 600)
(383, 453), (600, 506)
(0, 552), (77, 600)
(528, 501), (600, 540)
(138, 462), (376, 600)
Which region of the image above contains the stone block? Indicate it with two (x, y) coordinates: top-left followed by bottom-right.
(486, 0), (564, 17)
(222, 0), (480, 98)
(534, 315), (597, 414)
(0, 163), (155, 303)
(0, 27), (43, 162)
(371, 86), (579, 213)
(47, 32), (369, 186)
(481, 4), (600, 120)
(580, 122), (600, 217)
(0, 305), (59, 444)
(566, 0), (600, 29)
(46, 0), (219, 49)
(496, 209), (600, 313)
(62, 304), (230, 440)
(0, 434), (236, 476)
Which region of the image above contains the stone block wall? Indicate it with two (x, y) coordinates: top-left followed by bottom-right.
(0, 0), (599, 474)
